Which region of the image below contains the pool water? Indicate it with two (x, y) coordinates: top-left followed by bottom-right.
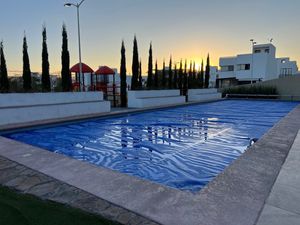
(4, 100), (298, 192)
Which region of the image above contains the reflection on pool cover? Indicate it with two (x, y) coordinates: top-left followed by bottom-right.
(5, 100), (298, 192)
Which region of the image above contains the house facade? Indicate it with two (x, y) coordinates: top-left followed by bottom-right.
(218, 43), (298, 87)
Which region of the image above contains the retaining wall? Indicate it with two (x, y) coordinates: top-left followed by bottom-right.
(0, 92), (111, 126)
(188, 89), (222, 102)
(128, 90), (186, 108)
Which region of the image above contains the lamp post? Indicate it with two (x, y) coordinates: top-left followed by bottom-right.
(250, 39), (257, 85)
(65, 0), (86, 90)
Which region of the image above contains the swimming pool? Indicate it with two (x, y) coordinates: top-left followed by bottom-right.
(4, 100), (298, 192)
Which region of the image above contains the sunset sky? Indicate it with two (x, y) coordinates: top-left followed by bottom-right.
(0, 0), (299, 76)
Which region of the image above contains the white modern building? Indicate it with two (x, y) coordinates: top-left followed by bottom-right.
(209, 66), (218, 88)
(218, 43), (298, 87)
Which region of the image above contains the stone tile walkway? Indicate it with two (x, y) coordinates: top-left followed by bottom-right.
(256, 130), (300, 225)
(0, 155), (159, 225)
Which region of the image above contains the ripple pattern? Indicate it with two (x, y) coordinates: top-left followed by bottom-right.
(4, 100), (298, 192)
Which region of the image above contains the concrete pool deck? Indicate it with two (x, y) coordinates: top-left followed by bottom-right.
(256, 130), (300, 225)
(0, 101), (299, 225)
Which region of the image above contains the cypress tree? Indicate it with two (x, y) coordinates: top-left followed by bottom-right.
(154, 60), (158, 89)
(147, 43), (153, 89)
(173, 64), (178, 89)
(192, 61), (196, 87)
(178, 60), (183, 93)
(22, 35), (32, 91)
(61, 24), (71, 92)
(120, 41), (127, 107)
(162, 60), (166, 88)
(188, 61), (193, 89)
(183, 60), (188, 92)
(168, 57), (173, 89)
(138, 60), (142, 88)
(199, 59), (204, 88)
(42, 26), (51, 92)
(131, 36), (139, 90)
(0, 42), (9, 92)
(205, 54), (210, 88)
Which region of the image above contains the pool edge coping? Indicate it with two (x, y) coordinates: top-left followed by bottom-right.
(0, 102), (299, 225)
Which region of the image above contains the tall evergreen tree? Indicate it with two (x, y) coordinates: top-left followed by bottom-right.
(42, 26), (51, 92)
(0, 42), (9, 92)
(192, 61), (196, 87)
(205, 54), (210, 88)
(178, 60), (183, 93)
(162, 60), (166, 88)
(154, 60), (158, 88)
(188, 61), (193, 89)
(61, 24), (71, 92)
(198, 59), (204, 88)
(173, 64), (178, 89)
(168, 57), (173, 89)
(147, 43), (153, 89)
(120, 41), (127, 107)
(138, 60), (142, 88)
(22, 35), (32, 91)
(183, 60), (188, 92)
(131, 36), (139, 90)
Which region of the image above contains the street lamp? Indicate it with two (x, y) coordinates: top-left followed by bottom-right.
(250, 39), (257, 85)
(64, 0), (86, 90)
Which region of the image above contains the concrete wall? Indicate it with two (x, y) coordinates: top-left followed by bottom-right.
(250, 75), (300, 100)
(0, 92), (104, 108)
(0, 92), (111, 127)
(128, 90), (186, 108)
(188, 89), (222, 102)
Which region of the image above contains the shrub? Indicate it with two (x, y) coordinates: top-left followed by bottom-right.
(223, 85), (278, 98)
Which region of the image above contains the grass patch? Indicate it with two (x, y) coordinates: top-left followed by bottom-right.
(0, 186), (120, 225)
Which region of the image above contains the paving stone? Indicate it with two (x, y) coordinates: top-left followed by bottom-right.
(0, 165), (27, 184)
(47, 185), (83, 205)
(70, 195), (111, 214)
(267, 183), (300, 215)
(25, 180), (62, 199)
(128, 215), (160, 225)
(116, 211), (139, 225)
(275, 167), (300, 190)
(16, 175), (50, 192)
(0, 158), (17, 170)
(256, 205), (300, 225)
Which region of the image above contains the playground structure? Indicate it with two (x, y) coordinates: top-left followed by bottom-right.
(70, 63), (120, 107)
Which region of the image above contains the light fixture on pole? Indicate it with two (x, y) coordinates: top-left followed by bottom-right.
(64, 0), (86, 91)
(250, 39), (257, 85)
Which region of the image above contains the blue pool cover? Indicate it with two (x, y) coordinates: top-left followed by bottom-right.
(4, 100), (298, 192)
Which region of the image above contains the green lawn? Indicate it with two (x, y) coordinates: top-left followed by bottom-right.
(0, 186), (119, 225)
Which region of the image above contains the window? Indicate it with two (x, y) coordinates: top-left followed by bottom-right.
(254, 49), (261, 53)
(237, 64), (251, 71)
(280, 68), (293, 76)
(265, 49), (270, 53)
(221, 65), (234, 72)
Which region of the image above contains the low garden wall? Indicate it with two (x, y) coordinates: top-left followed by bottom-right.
(0, 92), (111, 127)
(128, 90), (186, 108)
(188, 88), (222, 102)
